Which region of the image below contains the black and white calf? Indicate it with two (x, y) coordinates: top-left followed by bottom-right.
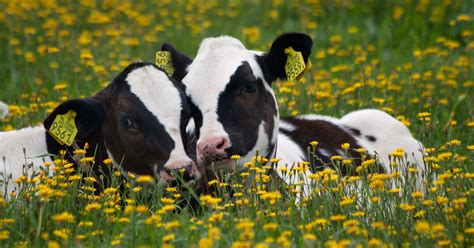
(162, 34), (425, 191)
(278, 110), (425, 193)
(0, 62), (198, 197)
(163, 33), (312, 172)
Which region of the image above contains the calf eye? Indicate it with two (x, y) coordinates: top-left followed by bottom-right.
(243, 81), (257, 93)
(119, 112), (133, 129)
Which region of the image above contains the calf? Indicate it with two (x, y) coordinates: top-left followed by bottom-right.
(162, 34), (425, 193)
(1, 62), (198, 197)
(162, 33), (312, 172)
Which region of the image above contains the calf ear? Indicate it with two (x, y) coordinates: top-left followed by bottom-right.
(43, 98), (105, 146)
(263, 33), (313, 82)
(161, 42), (193, 82)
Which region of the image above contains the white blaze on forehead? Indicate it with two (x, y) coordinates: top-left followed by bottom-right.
(125, 65), (189, 167)
(182, 36), (270, 140)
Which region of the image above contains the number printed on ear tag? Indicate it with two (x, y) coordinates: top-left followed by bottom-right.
(284, 47), (306, 81)
(155, 51), (175, 76)
(48, 110), (78, 146)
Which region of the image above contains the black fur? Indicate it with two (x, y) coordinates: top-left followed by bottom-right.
(161, 43), (193, 82)
(258, 33), (313, 83)
(279, 117), (385, 175)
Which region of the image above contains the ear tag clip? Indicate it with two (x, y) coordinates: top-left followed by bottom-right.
(155, 51), (175, 76)
(48, 110), (78, 146)
(284, 47), (309, 81)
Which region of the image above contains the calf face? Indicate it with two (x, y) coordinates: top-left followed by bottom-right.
(163, 33), (312, 171)
(43, 62), (199, 185)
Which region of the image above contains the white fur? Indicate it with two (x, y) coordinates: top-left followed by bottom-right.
(0, 101), (8, 120)
(319, 148), (331, 158)
(275, 132), (306, 179)
(279, 120), (296, 132)
(275, 132), (311, 202)
(183, 36), (279, 165)
(337, 149), (348, 159)
(340, 109), (425, 190)
(125, 66), (191, 171)
(297, 114), (340, 124)
(0, 126), (52, 197)
(186, 118), (196, 135)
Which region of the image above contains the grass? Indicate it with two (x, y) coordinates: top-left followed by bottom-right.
(0, 0), (473, 247)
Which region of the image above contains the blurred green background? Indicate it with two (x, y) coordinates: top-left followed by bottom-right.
(0, 0), (472, 149)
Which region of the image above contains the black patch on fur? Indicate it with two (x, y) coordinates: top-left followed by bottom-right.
(349, 127), (361, 136)
(265, 143), (276, 159)
(365, 135), (377, 142)
(214, 62), (277, 158)
(188, 100), (203, 139)
(44, 98), (110, 186)
(279, 117), (384, 176)
(257, 33), (313, 83)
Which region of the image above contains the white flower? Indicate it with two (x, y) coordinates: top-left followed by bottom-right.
(0, 101), (8, 120)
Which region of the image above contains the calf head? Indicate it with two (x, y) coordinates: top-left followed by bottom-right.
(163, 33), (312, 172)
(43, 62), (199, 185)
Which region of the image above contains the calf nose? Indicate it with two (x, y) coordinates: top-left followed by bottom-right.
(160, 159), (198, 185)
(197, 136), (231, 160)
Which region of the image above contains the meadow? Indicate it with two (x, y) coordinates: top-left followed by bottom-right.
(0, 0), (473, 247)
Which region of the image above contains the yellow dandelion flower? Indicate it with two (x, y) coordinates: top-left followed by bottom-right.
(0, 230), (9, 240)
(309, 141), (318, 147)
(85, 203), (102, 211)
(399, 203), (415, 211)
(230, 154), (241, 159)
(103, 158), (113, 165)
(136, 175), (154, 183)
(411, 191), (423, 199)
(53, 212), (75, 223)
(339, 196), (354, 206)
(162, 233), (175, 243)
(330, 215), (347, 222)
(303, 233), (317, 240)
(414, 220), (430, 235)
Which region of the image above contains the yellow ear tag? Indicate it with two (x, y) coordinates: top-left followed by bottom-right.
(155, 51), (175, 76)
(296, 58), (312, 81)
(284, 47), (306, 81)
(48, 110), (78, 146)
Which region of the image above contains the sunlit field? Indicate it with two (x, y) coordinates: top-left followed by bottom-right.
(1, 0), (473, 247)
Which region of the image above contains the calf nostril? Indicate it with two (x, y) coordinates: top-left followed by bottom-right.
(216, 138), (226, 150)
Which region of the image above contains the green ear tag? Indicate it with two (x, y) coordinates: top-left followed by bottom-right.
(284, 47), (306, 81)
(48, 110), (78, 146)
(155, 51), (175, 76)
